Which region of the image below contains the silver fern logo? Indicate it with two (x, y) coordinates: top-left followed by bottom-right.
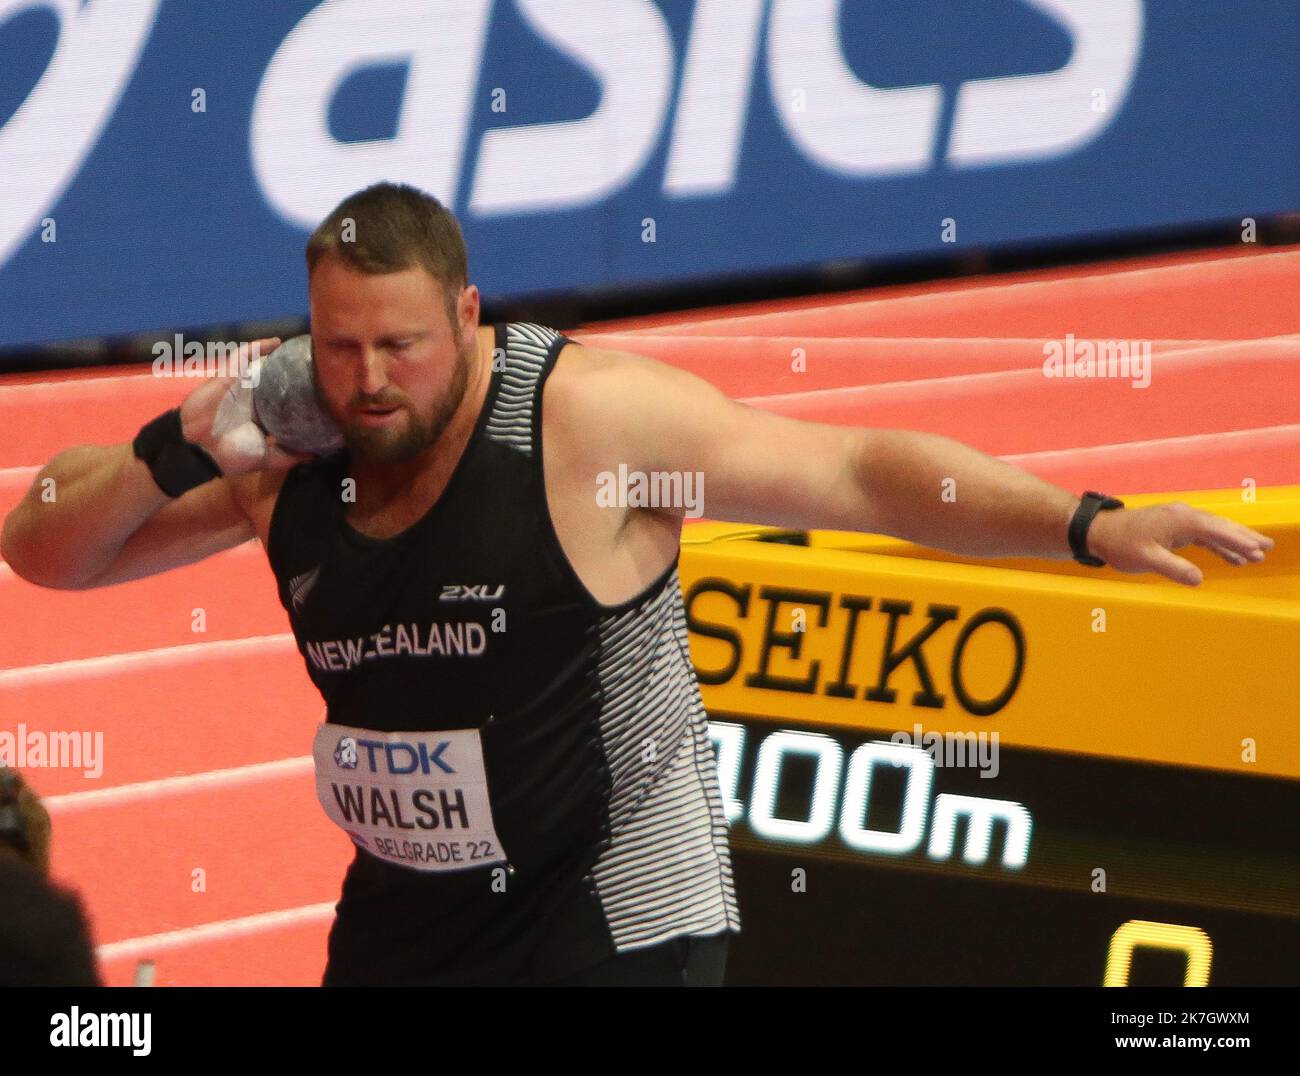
(290, 565), (321, 612)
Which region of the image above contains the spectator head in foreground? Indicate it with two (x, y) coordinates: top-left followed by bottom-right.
(0, 766), (100, 986)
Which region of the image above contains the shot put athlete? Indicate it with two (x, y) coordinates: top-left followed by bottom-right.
(1, 183), (1274, 987)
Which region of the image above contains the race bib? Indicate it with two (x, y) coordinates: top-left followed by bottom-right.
(313, 721), (507, 873)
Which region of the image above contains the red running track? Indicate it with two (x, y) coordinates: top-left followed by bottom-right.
(0, 245), (1297, 984)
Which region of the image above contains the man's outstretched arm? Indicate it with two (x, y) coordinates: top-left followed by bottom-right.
(563, 346), (1274, 587)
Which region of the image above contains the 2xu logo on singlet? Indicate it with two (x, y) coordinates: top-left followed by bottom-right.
(312, 721), (506, 873)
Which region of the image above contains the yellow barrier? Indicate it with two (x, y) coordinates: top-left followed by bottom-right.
(680, 484), (1300, 779)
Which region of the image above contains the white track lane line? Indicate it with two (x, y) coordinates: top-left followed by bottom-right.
(1001, 422), (1300, 463)
(0, 633), (295, 687)
(44, 755), (313, 814)
(97, 901), (337, 962)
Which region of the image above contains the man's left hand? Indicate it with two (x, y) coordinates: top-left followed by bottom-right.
(1087, 502), (1274, 586)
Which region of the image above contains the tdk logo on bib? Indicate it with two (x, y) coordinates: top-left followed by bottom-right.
(314, 722), (505, 873)
(338, 736), (455, 776)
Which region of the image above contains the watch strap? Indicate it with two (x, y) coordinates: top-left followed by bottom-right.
(1069, 490), (1124, 567)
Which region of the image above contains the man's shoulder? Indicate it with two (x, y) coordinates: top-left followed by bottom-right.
(534, 338), (670, 491)
(543, 337), (647, 437)
(545, 337), (718, 430)
(547, 335), (647, 394)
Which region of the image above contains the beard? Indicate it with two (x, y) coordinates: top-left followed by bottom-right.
(315, 333), (475, 467)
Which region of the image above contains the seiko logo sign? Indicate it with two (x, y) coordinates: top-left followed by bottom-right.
(686, 580), (1026, 717)
(249, 0), (1144, 225)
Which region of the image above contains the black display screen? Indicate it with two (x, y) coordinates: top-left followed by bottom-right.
(709, 715), (1300, 986)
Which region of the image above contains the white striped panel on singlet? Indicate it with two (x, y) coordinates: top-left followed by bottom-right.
(589, 573), (739, 950)
(484, 322), (560, 456)
(486, 320), (739, 949)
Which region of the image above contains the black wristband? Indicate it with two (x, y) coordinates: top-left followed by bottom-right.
(132, 408), (222, 498)
(1069, 490), (1125, 567)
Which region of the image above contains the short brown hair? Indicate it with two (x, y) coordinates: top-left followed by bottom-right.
(306, 182), (469, 324)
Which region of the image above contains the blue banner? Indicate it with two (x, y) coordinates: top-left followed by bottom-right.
(1, 0), (1297, 350)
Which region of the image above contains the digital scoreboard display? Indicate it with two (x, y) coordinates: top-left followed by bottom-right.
(709, 717), (1300, 986)
(680, 507), (1299, 988)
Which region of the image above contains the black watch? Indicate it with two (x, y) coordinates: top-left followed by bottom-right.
(1068, 491), (1124, 567)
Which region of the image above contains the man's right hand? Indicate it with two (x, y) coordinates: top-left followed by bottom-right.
(179, 338), (313, 476)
